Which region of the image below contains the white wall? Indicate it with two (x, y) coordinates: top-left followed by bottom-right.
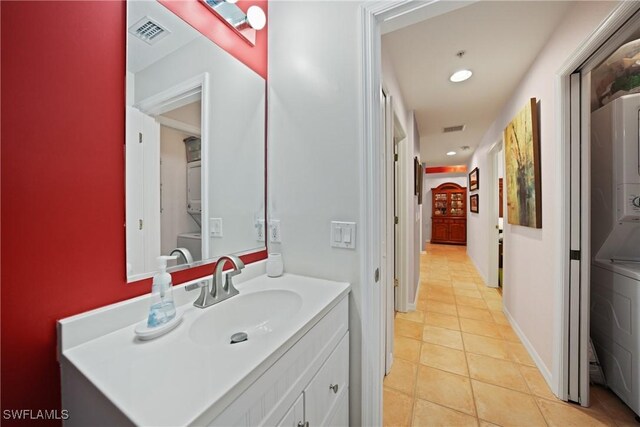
(422, 173), (468, 244)
(382, 45), (422, 306)
(268, 2), (363, 424)
(465, 1), (617, 382)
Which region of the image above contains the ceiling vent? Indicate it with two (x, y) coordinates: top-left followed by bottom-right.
(128, 16), (170, 45)
(443, 125), (465, 133)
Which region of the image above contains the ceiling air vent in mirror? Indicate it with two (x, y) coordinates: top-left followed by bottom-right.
(443, 125), (465, 133)
(128, 17), (170, 45)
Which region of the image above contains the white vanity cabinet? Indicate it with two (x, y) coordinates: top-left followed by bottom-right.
(58, 273), (350, 427)
(210, 297), (349, 427)
(276, 333), (349, 427)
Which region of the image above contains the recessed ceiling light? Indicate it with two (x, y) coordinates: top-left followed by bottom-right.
(446, 151), (457, 156)
(449, 69), (473, 83)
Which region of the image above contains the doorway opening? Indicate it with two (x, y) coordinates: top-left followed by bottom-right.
(561, 7), (640, 415)
(487, 140), (504, 291)
(360, 1), (640, 424)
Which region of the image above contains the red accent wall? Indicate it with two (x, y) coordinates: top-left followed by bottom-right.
(425, 165), (468, 174)
(1, 0), (267, 421)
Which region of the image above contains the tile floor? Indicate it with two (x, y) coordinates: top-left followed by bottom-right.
(383, 243), (639, 427)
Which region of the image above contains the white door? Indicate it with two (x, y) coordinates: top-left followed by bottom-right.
(567, 72), (591, 405)
(382, 88), (395, 375)
(126, 107), (161, 276)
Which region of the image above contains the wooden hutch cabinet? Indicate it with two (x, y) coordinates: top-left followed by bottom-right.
(431, 182), (467, 245)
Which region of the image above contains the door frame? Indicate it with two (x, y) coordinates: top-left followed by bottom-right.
(360, 0), (640, 422)
(359, 2), (478, 424)
(486, 140), (503, 289)
(394, 113), (409, 312)
(382, 86), (395, 376)
(554, 3), (640, 403)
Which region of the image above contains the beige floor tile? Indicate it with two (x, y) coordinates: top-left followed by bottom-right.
(426, 280), (453, 289)
(424, 300), (458, 316)
(397, 310), (424, 324)
(581, 400), (621, 426)
(384, 358), (417, 396)
(412, 399), (479, 427)
(536, 397), (612, 427)
(472, 380), (546, 426)
(428, 274), (452, 281)
(426, 293), (457, 304)
(452, 280), (478, 290)
(591, 385), (639, 425)
(454, 288), (483, 299)
(456, 295), (489, 309)
(466, 353), (528, 392)
(424, 312), (460, 331)
(459, 318), (502, 339)
(385, 244), (636, 427)
(508, 342), (537, 366)
(395, 318), (424, 340)
(423, 325), (464, 350)
(490, 310), (510, 325)
(415, 366), (476, 416)
(417, 298), (429, 311)
(420, 342), (468, 376)
(457, 305), (494, 322)
(497, 324), (521, 342)
(394, 336), (422, 363)
(519, 365), (556, 400)
(485, 299), (503, 311)
(480, 288), (501, 299)
(426, 285), (455, 295)
(383, 387), (413, 427)
(462, 333), (511, 360)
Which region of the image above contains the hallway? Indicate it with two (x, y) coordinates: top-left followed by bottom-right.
(383, 244), (637, 426)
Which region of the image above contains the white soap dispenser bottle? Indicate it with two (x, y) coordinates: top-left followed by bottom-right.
(147, 255), (178, 328)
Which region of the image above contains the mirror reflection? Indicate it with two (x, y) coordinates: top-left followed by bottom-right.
(126, 1), (266, 281)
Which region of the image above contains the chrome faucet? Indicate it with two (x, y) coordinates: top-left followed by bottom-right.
(185, 255), (245, 308)
(170, 247), (193, 265)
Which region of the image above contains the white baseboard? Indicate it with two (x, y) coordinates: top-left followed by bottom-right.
(407, 273), (421, 311)
(503, 306), (555, 392)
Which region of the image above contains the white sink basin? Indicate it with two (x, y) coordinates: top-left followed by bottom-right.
(188, 289), (303, 346)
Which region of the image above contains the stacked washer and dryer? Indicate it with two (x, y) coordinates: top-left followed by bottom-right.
(591, 93), (640, 417)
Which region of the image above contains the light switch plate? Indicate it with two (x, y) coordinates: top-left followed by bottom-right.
(331, 221), (356, 249)
(210, 218), (223, 238)
(270, 219), (281, 243)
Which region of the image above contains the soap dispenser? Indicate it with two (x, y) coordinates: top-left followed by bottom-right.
(147, 255), (178, 328)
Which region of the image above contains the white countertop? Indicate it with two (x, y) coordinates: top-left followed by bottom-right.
(59, 273), (350, 426)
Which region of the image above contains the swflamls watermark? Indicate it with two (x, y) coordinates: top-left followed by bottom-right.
(2, 409), (69, 421)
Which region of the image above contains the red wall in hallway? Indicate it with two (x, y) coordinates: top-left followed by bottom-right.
(0, 0), (267, 422)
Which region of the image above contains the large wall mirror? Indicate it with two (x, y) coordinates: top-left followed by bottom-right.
(126, 0), (266, 282)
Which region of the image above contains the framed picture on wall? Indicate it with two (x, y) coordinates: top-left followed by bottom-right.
(504, 97), (542, 228)
(470, 194), (479, 213)
(469, 167), (479, 191)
